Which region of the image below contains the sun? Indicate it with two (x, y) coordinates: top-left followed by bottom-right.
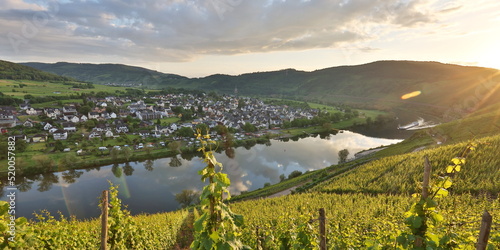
(478, 46), (500, 70)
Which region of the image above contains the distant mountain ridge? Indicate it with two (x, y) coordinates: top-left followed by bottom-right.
(17, 60), (500, 119)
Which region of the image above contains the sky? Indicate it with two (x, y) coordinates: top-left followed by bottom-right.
(1, 0), (499, 77)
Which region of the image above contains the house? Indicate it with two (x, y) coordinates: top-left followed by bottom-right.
(13, 134), (27, 141)
(114, 121), (129, 133)
(25, 108), (39, 115)
(48, 127), (59, 133)
(155, 125), (170, 134)
(136, 111), (162, 121)
(44, 123), (53, 131)
(138, 130), (150, 137)
(170, 123), (178, 131)
(44, 108), (61, 119)
(88, 131), (101, 139)
(52, 129), (68, 140)
(62, 106), (77, 114)
(31, 134), (47, 143)
(88, 112), (100, 119)
(0, 110), (16, 128)
(23, 120), (34, 127)
(19, 104), (30, 110)
(105, 130), (114, 138)
(62, 122), (77, 132)
(79, 115), (88, 122)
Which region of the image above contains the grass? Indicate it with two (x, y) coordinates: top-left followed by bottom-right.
(0, 79), (139, 98)
(30, 99), (84, 108)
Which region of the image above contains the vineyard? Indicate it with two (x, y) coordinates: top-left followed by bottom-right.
(2, 133), (500, 248)
(308, 134), (500, 195)
(233, 193), (500, 249)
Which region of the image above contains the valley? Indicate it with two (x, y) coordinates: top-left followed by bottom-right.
(0, 59), (499, 249)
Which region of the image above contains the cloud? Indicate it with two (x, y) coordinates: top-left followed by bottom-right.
(0, 0), (449, 62)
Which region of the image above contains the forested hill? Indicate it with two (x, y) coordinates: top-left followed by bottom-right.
(21, 61), (187, 86)
(183, 61), (500, 109)
(0, 60), (74, 82)
(20, 60), (500, 118)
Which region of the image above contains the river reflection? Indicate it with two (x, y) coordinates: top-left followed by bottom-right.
(2, 131), (402, 220)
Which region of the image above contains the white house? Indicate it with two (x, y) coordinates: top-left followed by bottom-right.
(53, 129), (68, 140)
(79, 115), (88, 122)
(105, 130), (114, 138)
(26, 108), (38, 115)
(44, 123), (53, 131)
(88, 112), (100, 119)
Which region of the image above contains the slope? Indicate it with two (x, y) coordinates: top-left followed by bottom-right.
(21, 61), (187, 86)
(21, 60), (500, 120)
(0, 60), (74, 82)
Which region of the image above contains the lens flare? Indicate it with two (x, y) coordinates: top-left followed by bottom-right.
(401, 91), (422, 100)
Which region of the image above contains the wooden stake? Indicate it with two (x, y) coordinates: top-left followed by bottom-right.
(476, 210), (492, 250)
(319, 208), (326, 250)
(100, 190), (108, 250)
(422, 156), (432, 199)
(415, 156), (432, 248)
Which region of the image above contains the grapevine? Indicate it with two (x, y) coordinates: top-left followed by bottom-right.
(397, 141), (478, 248)
(191, 130), (246, 249)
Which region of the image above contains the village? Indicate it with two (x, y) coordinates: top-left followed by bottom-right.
(0, 92), (351, 154)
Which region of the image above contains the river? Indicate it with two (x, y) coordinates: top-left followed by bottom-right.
(2, 131), (402, 220)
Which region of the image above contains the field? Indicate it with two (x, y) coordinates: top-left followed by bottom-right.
(0, 79), (124, 98)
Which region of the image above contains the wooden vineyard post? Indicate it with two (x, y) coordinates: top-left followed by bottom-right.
(100, 190), (109, 250)
(415, 156), (432, 248)
(255, 227), (260, 249)
(476, 210), (492, 250)
(319, 208), (326, 250)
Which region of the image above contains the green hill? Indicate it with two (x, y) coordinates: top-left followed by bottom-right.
(0, 60), (74, 82)
(22, 60), (500, 120)
(21, 61), (187, 86)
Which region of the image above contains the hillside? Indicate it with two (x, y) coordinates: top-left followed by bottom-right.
(21, 61), (187, 86)
(22, 60), (500, 120)
(6, 130), (499, 248)
(0, 60), (74, 82)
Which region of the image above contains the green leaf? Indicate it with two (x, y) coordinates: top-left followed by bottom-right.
(209, 231), (220, 242)
(232, 214), (244, 227)
(194, 214), (206, 232)
(216, 173), (231, 186)
(425, 198), (438, 209)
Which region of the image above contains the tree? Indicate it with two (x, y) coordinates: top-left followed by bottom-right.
(85, 119), (96, 130)
(279, 174), (286, 182)
(121, 147), (132, 161)
(54, 140), (65, 152)
(338, 149), (349, 164)
(78, 105), (91, 115)
(177, 126), (194, 138)
(33, 155), (54, 171)
(59, 154), (80, 169)
(15, 139), (28, 153)
(110, 148), (120, 161)
(288, 170), (302, 179)
(169, 156), (182, 167)
(242, 122), (257, 132)
(122, 163), (134, 176)
(175, 189), (199, 208)
(195, 123), (209, 135)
